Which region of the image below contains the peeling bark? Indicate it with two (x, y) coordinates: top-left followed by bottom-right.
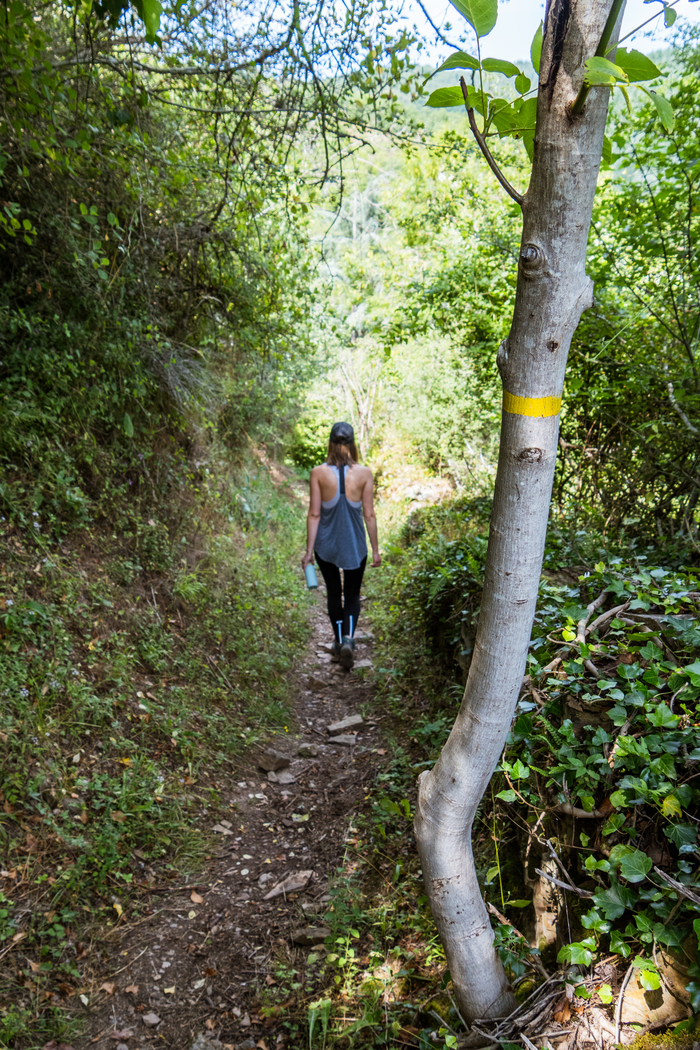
(414, 0), (625, 1024)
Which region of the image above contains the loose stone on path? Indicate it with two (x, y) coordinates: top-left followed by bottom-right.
(258, 748), (291, 772)
(263, 870), (313, 900)
(327, 714), (363, 735)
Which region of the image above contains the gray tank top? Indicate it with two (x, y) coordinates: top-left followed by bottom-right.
(314, 464), (368, 570)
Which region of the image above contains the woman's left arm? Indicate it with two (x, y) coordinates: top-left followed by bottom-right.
(302, 468), (322, 569)
(362, 471), (381, 567)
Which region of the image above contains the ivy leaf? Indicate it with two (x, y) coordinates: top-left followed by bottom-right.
(598, 984), (613, 1004)
(426, 87), (465, 108)
(687, 982), (700, 1013)
(431, 52), (480, 78)
(482, 58), (520, 78)
(496, 789), (517, 802)
(593, 879), (637, 920)
(633, 957), (661, 991)
(557, 937), (596, 966)
(664, 823), (697, 851)
(661, 794), (683, 818)
(530, 21), (543, 75)
(614, 48), (662, 83)
(619, 849), (652, 884)
(448, 0), (498, 38)
(647, 703), (678, 728)
(610, 930), (631, 957)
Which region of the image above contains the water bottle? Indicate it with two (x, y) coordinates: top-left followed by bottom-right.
(305, 563), (318, 589)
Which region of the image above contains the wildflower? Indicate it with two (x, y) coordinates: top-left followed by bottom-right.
(20, 687), (29, 698)
(6, 599), (13, 606)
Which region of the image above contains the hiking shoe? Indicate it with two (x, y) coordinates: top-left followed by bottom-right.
(339, 635), (355, 671)
(330, 640), (341, 663)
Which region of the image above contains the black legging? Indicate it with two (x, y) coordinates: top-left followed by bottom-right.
(315, 553), (367, 642)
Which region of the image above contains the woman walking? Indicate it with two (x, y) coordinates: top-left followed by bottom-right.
(301, 422), (380, 670)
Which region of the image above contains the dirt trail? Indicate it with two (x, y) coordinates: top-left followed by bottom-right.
(82, 588), (380, 1050)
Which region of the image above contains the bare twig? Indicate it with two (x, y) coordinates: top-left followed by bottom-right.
(550, 802), (605, 819)
(485, 902), (550, 979)
(653, 866), (700, 906)
(460, 80), (524, 207)
(535, 868), (594, 897)
(615, 962), (635, 1043)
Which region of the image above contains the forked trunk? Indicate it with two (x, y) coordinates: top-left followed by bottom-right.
(414, 0), (625, 1024)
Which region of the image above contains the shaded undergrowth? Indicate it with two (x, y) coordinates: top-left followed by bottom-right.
(0, 449), (311, 1047)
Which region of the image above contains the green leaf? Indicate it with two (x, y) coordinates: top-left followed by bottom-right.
(619, 849), (652, 884)
(602, 135), (612, 165)
(648, 89), (675, 133)
(557, 938), (596, 966)
(505, 899), (531, 908)
(482, 58), (520, 78)
(687, 982), (700, 1013)
(133, 0), (162, 40)
(530, 21), (543, 75)
(598, 984), (613, 1004)
(485, 865), (500, 884)
(664, 5), (677, 27)
(496, 789), (517, 802)
(514, 73), (531, 94)
(426, 87), (465, 108)
(610, 930), (632, 957)
(431, 52), (480, 77)
(584, 56), (628, 86)
(593, 880), (637, 920)
(123, 413), (134, 438)
(447, 0), (498, 38)
(647, 702), (678, 728)
(665, 823), (697, 850)
(661, 794), (682, 818)
(614, 48), (662, 83)
(632, 959), (661, 992)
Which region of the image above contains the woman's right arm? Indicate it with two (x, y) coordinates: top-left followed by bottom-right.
(302, 468), (322, 569)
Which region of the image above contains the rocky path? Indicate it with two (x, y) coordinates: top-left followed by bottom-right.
(81, 591), (380, 1050)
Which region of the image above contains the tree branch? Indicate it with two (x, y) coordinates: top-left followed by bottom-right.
(571, 0), (625, 116)
(460, 81), (524, 207)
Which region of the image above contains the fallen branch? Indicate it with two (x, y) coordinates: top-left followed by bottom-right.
(583, 658), (602, 679)
(576, 590), (608, 645)
(586, 601), (630, 637)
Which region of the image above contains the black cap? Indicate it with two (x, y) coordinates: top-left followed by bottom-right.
(330, 421), (354, 444)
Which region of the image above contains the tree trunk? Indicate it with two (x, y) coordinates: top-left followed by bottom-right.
(414, 0), (625, 1024)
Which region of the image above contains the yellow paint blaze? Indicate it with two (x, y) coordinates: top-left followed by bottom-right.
(502, 390), (562, 418)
